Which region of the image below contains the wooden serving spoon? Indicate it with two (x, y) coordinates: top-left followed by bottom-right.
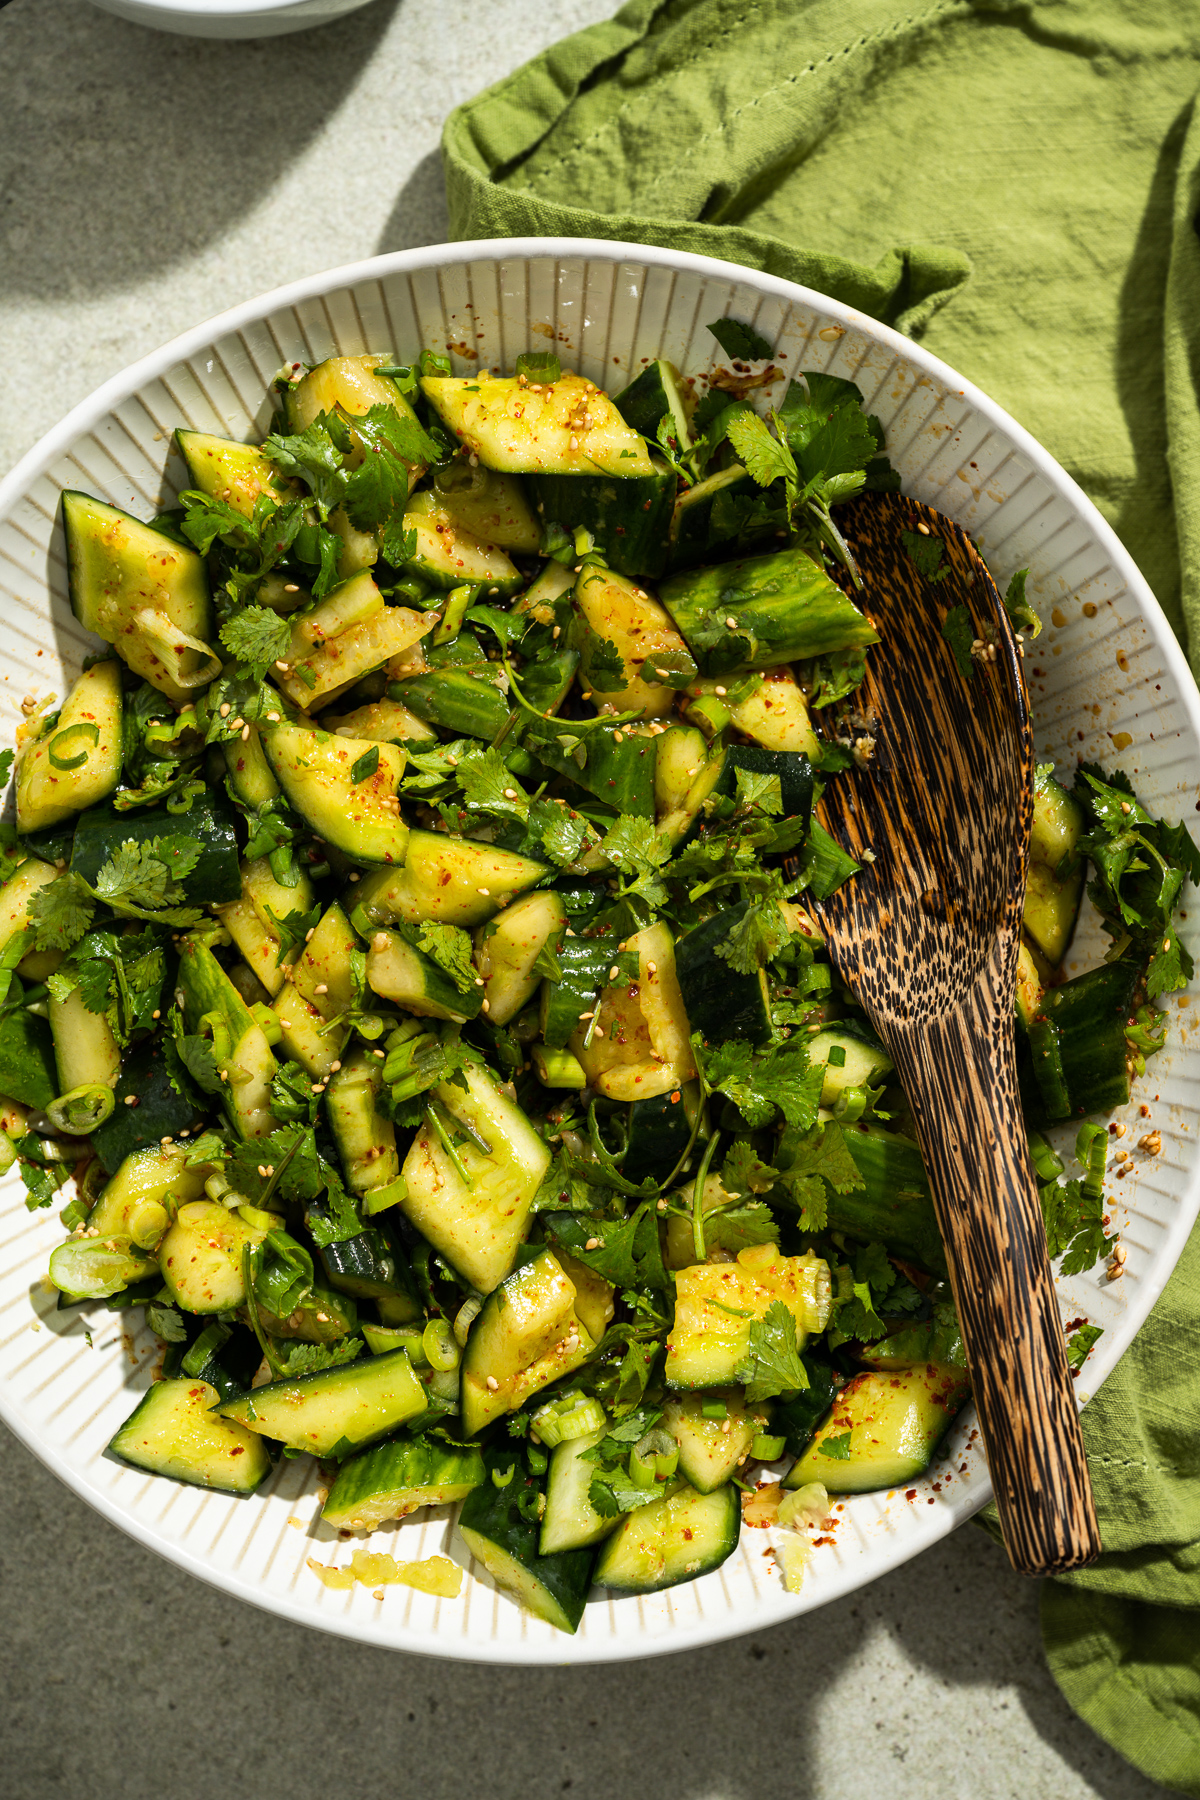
(810, 488), (1101, 1576)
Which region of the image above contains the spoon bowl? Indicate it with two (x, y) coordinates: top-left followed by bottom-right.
(814, 489), (1101, 1576)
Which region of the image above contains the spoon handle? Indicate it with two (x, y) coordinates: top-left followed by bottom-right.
(884, 944), (1102, 1576)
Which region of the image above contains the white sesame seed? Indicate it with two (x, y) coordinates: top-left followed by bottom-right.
(725, 617), (738, 629)
(241, 724), (251, 741)
(477, 887), (490, 896)
(314, 983), (328, 995)
(486, 1375), (499, 1391)
(609, 966), (620, 981)
(646, 961), (657, 975)
(585, 1237), (600, 1250)
(219, 703), (231, 718)
(267, 711), (281, 723)
(372, 933), (389, 952)
(714, 686), (727, 697)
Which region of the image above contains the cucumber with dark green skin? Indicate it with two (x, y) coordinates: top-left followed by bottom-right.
(539, 936), (631, 1050)
(517, 646), (580, 717)
(592, 1481), (740, 1594)
(216, 1347), (426, 1458)
(659, 546), (878, 676)
(621, 1087), (696, 1184)
(312, 1214), (420, 1307)
(675, 905), (772, 1045)
(0, 993), (58, 1111)
(667, 465), (782, 572)
(1022, 959), (1139, 1123)
(71, 791), (241, 905)
(524, 719), (656, 818)
(389, 668), (511, 740)
(530, 459), (677, 579)
(782, 1122), (948, 1278)
(772, 1355), (843, 1457)
(322, 1437), (485, 1530)
(613, 360), (691, 447)
(457, 1468), (596, 1635)
(709, 745), (815, 821)
(162, 1320), (263, 1402)
(91, 1037), (204, 1174)
(785, 1364), (970, 1494)
(108, 1377), (272, 1494)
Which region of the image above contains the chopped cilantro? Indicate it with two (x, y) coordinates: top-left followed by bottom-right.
(941, 605), (975, 679)
(707, 317), (773, 361)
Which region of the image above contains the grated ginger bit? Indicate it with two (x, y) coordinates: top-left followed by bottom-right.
(777, 1533), (812, 1595)
(308, 1551), (462, 1596)
(308, 1558), (356, 1590)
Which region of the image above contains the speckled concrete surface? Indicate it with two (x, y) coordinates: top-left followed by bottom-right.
(0, 4), (1179, 1795)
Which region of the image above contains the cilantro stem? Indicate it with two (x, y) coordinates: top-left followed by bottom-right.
(691, 1129), (722, 1263)
(660, 1089), (709, 1197)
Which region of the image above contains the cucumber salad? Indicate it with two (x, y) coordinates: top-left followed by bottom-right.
(5, 319), (1195, 1632)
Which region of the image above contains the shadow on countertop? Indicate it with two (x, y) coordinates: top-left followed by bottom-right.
(0, 0), (399, 302)
(0, 1422), (1174, 1800)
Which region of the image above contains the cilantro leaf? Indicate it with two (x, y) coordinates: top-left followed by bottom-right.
(941, 605), (975, 679)
(708, 318), (773, 361)
(29, 875), (94, 953)
(220, 606), (292, 677)
(1065, 1322), (1103, 1371)
(306, 1181), (366, 1249)
(715, 894), (792, 976)
(737, 1300), (809, 1402)
(721, 1139), (778, 1197)
(704, 1198), (779, 1255)
(261, 421), (345, 516)
(818, 1430), (852, 1461)
(789, 821), (861, 901)
(415, 921), (477, 995)
(456, 746), (529, 822)
(902, 528), (950, 585)
(271, 1058), (320, 1124)
(586, 637), (627, 694)
(92, 836), (200, 912)
(273, 1337), (364, 1377)
(543, 1202), (668, 1294)
(725, 410), (798, 502)
(695, 1034), (824, 1131)
(172, 1031), (225, 1096)
(537, 803), (591, 868)
(775, 1120), (865, 1231)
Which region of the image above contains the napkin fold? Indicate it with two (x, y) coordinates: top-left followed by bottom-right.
(444, 1), (1200, 1786)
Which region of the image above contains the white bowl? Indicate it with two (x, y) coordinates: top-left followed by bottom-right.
(86, 0), (379, 39)
(1, 240), (1197, 1664)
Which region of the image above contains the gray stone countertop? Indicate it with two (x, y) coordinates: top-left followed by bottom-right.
(0, 2), (1177, 1795)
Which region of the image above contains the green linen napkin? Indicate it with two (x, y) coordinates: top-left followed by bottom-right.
(443, 3), (1200, 1790)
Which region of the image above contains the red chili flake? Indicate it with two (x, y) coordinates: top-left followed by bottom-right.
(905, 1489), (917, 1501)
